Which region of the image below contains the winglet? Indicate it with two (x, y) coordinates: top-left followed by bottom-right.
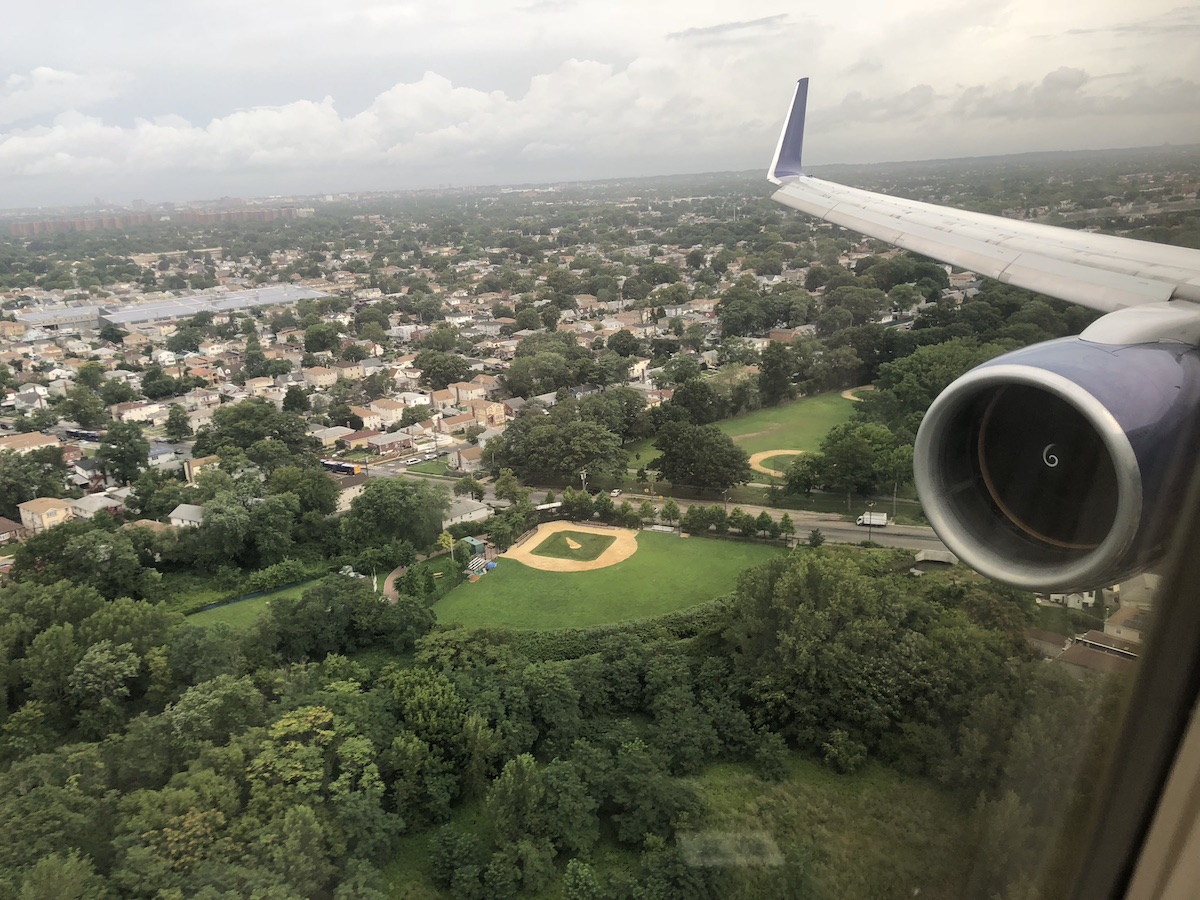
(768, 77), (808, 184)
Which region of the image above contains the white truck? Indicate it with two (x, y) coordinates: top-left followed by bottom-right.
(856, 511), (888, 527)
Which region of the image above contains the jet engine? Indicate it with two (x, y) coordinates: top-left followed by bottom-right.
(913, 337), (1200, 592)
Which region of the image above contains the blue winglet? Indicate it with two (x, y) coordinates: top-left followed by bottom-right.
(768, 78), (808, 183)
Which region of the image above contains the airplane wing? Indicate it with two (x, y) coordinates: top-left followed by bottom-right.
(768, 79), (1200, 312)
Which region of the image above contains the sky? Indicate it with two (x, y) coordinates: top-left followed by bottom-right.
(1, 0), (1197, 208)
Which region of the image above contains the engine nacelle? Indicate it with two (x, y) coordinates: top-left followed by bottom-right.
(913, 337), (1200, 592)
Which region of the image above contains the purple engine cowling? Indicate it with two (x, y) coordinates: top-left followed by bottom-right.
(914, 337), (1200, 591)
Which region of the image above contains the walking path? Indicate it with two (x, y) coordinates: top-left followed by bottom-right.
(841, 384), (874, 401)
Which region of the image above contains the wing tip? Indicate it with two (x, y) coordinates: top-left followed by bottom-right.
(768, 77), (809, 184)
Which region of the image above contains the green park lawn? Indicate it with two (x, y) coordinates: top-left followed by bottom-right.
(406, 459), (451, 475)
(433, 532), (782, 630)
(719, 391), (854, 455)
(626, 391), (854, 463)
(531, 530), (615, 561)
(186, 580), (318, 630)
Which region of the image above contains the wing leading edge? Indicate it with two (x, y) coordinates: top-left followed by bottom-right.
(768, 79), (1200, 313)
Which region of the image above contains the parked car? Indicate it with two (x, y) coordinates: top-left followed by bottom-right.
(610, 489), (622, 497)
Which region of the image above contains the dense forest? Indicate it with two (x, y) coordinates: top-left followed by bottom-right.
(0, 541), (1122, 899)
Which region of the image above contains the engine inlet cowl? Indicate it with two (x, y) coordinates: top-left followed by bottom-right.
(913, 338), (1200, 592)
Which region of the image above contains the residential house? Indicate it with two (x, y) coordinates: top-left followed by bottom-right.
(111, 400), (166, 425)
(0, 516), (27, 543)
(450, 381), (485, 405)
(454, 445), (483, 472)
(0, 432), (61, 455)
(18, 497), (74, 534)
(350, 406), (382, 431)
(13, 390), (49, 412)
(438, 413), (477, 435)
(168, 503), (205, 528)
(366, 431), (413, 455)
(369, 398), (408, 427)
(337, 430), (382, 451)
(189, 407), (216, 431)
(429, 389), (457, 412)
(311, 426), (356, 447)
(183, 455), (220, 485)
(70, 494), (124, 520)
(301, 366), (338, 389)
(72, 457), (112, 493)
(443, 496), (489, 528)
(470, 373), (501, 397)
(466, 398), (506, 427)
(333, 360), (365, 381)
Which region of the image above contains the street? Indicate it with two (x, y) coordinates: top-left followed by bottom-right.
(371, 465), (950, 555)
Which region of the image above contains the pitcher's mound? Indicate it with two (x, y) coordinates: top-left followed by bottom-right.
(565, 537), (582, 550)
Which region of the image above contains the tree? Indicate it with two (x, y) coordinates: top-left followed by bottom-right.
(414, 351), (471, 390)
(653, 422), (750, 492)
(493, 469), (527, 505)
(638, 500), (656, 523)
(341, 477), (450, 551)
(97, 421), (149, 485)
(192, 399), (315, 460)
(18, 851), (112, 900)
(304, 322), (340, 353)
(668, 378), (725, 425)
(60, 385), (108, 430)
(400, 404), (434, 427)
(74, 362), (105, 391)
(784, 454), (823, 496)
(164, 404), (192, 441)
(0, 448), (67, 519)
(99, 323), (127, 344)
(758, 341), (795, 406)
(266, 465), (338, 516)
(499, 419), (627, 485)
(606, 330), (640, 358)
(807, 528), (825, 547)
(282, 385), (311, 413)
(817, 421), (900, 496)
(660, 498), (680, 525)
(454, 476), (486, 502)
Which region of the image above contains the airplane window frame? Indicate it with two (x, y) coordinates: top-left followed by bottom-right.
(1068, 466), (1200, 899)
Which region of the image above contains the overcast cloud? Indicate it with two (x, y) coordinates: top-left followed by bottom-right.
(1, 0), (1196, 208)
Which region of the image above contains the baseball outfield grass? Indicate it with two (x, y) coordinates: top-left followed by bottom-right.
(433, 531), (784, 630)
(626, 391), (854, 462)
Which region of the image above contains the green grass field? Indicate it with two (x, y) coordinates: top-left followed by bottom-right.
(186, 580), (318, 630)
(625, 391), (854, 464)
(531, 530), (615, 561)
(406, 459), (451, 475)
(434, 532), (782, 630)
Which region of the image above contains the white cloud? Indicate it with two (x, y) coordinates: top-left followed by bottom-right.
(0, 0), (1196, 205)
(0, 67), (126, 126)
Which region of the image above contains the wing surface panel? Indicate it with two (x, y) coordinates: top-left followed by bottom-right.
(772, 174), (1200, 311)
